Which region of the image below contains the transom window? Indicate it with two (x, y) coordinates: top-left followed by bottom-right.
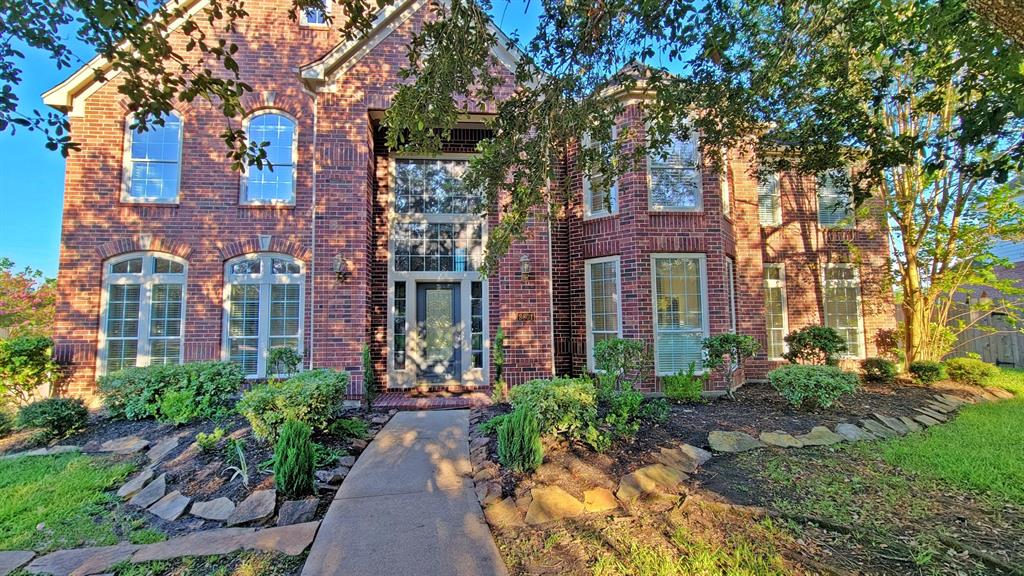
(242, 112), (297, 204)
(818, 169), (854, 228)
(648, 129), (701, 211)
(123, 113), (182, 203)
(651, 254), (708, 374)
(763, 264), (789, 359)
(582, 129), (619, 217)
(394, 158), (482, 215)
(585, 257), (622, 370)
(758, 173), (782, 226)
(392, 222), (484, 272)
(822, 264), (864, 357)
(224, 254), (304, 377)
(100, 253), (187, 374)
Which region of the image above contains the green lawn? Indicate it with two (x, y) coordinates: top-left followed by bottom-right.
(0, 452), (136, 551)
(986, 367), (1024, 396)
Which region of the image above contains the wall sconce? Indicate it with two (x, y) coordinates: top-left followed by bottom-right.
(333, 252), (352, 283)
(519, 254), (531, 281)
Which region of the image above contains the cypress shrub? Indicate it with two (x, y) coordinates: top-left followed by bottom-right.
(497, 405), (544, 473)
(274, 419), (316, 498)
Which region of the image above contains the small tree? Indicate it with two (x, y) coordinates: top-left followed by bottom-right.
(702, 333), (759, 399)
(594, 338), (653, 393)
(492, 326), (506, 393)
(361, 344), (377, 409)
(783, 326), (848, 366)
(0, 336), (61, 406)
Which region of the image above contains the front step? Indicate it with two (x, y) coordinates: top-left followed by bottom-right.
(372, 389), (493, 411)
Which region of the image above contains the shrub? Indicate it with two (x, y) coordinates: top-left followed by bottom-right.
(508, 377), (597, 438)
(783, 326), (847, 366)
(236, 368), (349, 440)
(909, 360), (945, 384)
(861, 357), (898, 386)
(478, 413), (508, 436)
(268, 347), (302, 377)
(768, 364), (858, 409)
(497, 405), (543, 473)
(873, 328), (905, 364)
(158, 388), (201, 425)
(195, 427), (225, 453)
(273, 420), (316, 498)
(361, 344), (377, 408)
(493, 326), (506, 388)
(328, 417), (369, 440)
(663, 362), (705, 403)
(0, 409), (13, 436)
(98, 361), (241, 422)
(16, 397), (88, 439)
(594, 338), (653, 392)
(702, 333), (759, 398)
(0, 336), (61, 406)
(944, 357), (998, 387)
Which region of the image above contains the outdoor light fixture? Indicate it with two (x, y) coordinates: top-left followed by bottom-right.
(520, 254), (531, 281)
(333, 252), (351, 283)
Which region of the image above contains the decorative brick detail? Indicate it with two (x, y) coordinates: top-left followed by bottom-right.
(95, 235), (194, 261)
(216, 236), (311, 262)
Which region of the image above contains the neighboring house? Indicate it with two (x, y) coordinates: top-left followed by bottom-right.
(43, 0), (896, 400)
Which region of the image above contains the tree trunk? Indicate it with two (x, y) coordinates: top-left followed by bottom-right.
(969, 0), (1024, 47)
(901, 252), (930, 364)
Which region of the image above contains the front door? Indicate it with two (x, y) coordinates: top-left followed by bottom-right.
(416, 282), (462, 383)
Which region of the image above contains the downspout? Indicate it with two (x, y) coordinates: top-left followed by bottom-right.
(309, 93), (319, 370)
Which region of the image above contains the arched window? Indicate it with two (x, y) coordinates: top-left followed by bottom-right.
(224, 254), (304, 377)
(99, 253), (187, 374)
(242, 112), (297, 205)
(123, 113), (183, 203)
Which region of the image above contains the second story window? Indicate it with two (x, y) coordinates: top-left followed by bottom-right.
(123, 113), (182, 203)
(818, 169), (853, 228)
(648, 129), (701, 211)
(301, 0), (330, 26)
(582, 129), (619, 218)
(243, 112), (297, 205)
(758, 173), (782, 226)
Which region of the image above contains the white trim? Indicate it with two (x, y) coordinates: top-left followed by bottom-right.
(96, 252), (188, 377)
(763, 263), (789, 360)
(726, 257), (737, 332)
(581, 130), (619, 220)
(240, 110), (298, 206)
(584, 255), (623, 372)
(817, 168), (855, 229)
(120, 111), (184, 204)
(300, 0), (332, 27)
(649, 253), (710, 376)
(647, 128), (703, 213)
(758, 173), (782, 227)
(821, 263), (865, 359)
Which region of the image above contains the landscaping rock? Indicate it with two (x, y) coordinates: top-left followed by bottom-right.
(147, 437), (180, 464)
(484, 498), (524, 529)
(835, 423), (875, 442)
(473, 465), (498, 482)
(475, 481), (502, 506)
(116, 468), (154, 499)
(337, 456), (356, 468)
(860, 419), (897, 439)
(985, 386), (1014, 400)
(99, 436), (149, 455)
(349, 439), (368, 452)
(912, 414), (942, 427)
(1, 448), (49, 459)
(278, 499), (319, 526)
(708, 431), (765, 453)
(873, 413), (909, 435)
(915, 407), (947, 421)
(24, 545), (138, 576)
(525, 486), (585, 525)
(471, 437), (490, 450)
(654, 447), (700, 472)
(371, 414), (390, 425)
(615, 464), (688, 502)
(0, 551), (34, 576)
(759, 431), (804, 448)
(925, 401), (955, 414)
(190, 497), (235, 521)
(242, 521), (319, 556)
(148, 491), (191, 521)
(227, 489), (277, 526)
(795, 426), (845, 446)
(315, 467), (349, 485)
(132, 528), (256, 562)
(583, 488), (618, 513)
(129, 473), (166, 509)
(938, 394), (967, 406)
(678, 444), (713, 465)
(898, 416), (922, 433)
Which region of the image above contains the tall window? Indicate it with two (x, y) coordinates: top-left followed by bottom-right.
(301, 0), (330, 25)
(585, 257), (621, 370)
(763, 264), (788, 359)
(758, 173), (781, 226)
(651, 254), (708, 374)
(648, 129), (701, 211)
(224, 254), (304, 377)
(242, 112), (297, 204)
(822, 264), (864, 357)
(726, 257), (737, 332)
(100, 253), (186, 374)
(582, 129), (619, 217)
(123, 113), (182, 202)
(818, 169), (853, 228)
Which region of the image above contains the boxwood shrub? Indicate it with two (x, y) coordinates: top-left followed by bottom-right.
(909, 360), (945, 384)
(17, 397), (88, 439)
(861, 357), (898, 386)
(944, 357), (998, 387)
(508, 377), (597, 438)
(98, 361), (242, 423)
(768, 364), (858, 409)
(237, 368), (349, 441)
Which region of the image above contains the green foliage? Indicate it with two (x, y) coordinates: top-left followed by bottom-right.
(195, 427), (225, 453)
(873, 328), (905, 364)
(703, 333), (759, 398)
(909, 361), (946, 384)
(477, 413), (508, 437)
(944, 357), (999, 387)
(224, 437), (249, 488)
(328, 417), (369, 440)
(594, 337), (653, 392)
(16, 397), (88, 439)
(662, 362), (705, 403)
(236, 368), (349, 441)
(361, 344), (377, 408)
(273, 420), (315, 498)
(98, 361), (241, 422)
(497, 405), (543, 473)
(0, 335), (61, 406)
(783, 326), (847, 366)
(312, 442), (346, 469)
(492, 326), (506, 386)
(860, 357), (898, 386)
(267, 347), (302, 377)
(508, 377), (597, 438)
(768, 365), (858, 410)
(0, 408), (14, 437)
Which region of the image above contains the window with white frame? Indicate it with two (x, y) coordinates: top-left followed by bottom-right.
(651, 254), (708, 374)
(758, 173), (782, 226)
(224, 254), (304, 377)
(301, 0), (330, 25)
(242, 112), (297, 204)
(763, 264), (788, 359)
(818, 169), (853, 228)
(822, 264), (864, 357)
(100, 253), (186, 375)
(582, 129), (619, 217)
(123, 113), (183, 203)
(726, 257), (737, 332)
(585, 257), (621, 370)
(648, 128), (701, 211)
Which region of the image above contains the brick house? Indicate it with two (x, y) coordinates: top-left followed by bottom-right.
(43, 0), (896, 402)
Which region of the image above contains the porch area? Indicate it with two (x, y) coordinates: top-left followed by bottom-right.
(371, 388), (494, 411)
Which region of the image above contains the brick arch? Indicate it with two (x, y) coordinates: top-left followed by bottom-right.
(96, 235), (194, 261)
(216, 236), (311, 263)
(115, 98), (195, 118)
(240, 91), (310, 120)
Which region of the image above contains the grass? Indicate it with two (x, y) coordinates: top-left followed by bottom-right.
(0, 452), (136, 551)
(985, 367), (1024, 396)
(110, 551), (307, 576)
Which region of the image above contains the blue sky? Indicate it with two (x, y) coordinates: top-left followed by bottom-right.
(0, 2), (542, 278)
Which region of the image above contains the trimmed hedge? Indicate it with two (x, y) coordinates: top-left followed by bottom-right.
(861, 357), (898, 386)
(909, 361), (945, 384)
(17, 397), (88, 439)
(508, 377), (597, 438)
(98, 361), (242, 423)
(768, 364), (858, 409)
(944, 357), (998, 387)
(236, 369), (349, 441)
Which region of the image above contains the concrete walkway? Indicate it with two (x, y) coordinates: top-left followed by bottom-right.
(301, 410), (508, 576)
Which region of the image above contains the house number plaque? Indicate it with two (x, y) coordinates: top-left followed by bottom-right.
(516, 312), (535, 322)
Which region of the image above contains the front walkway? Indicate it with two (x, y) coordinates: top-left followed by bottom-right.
(301, 410), (508, 576)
